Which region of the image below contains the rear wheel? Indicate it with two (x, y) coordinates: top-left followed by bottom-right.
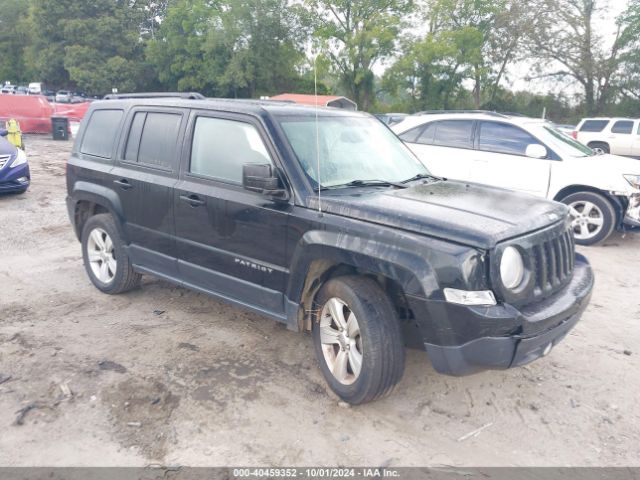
(587, 142), (610, 155)
(81, 214), (141, 294)
(561, 191), (616, 245)
(312, 276), (405, 404)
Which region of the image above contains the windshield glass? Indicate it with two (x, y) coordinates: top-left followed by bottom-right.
(277, 115), (428, 188)
(530, 123), (594, 157)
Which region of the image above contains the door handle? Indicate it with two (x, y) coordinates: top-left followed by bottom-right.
(113, 179), (133, 190)
(179, 194), (206, 207)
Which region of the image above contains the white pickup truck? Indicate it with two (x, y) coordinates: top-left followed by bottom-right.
(392, 112), (640, 245)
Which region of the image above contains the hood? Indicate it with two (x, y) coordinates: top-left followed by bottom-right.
(311, 180), (568, 249)
(0, 137), (17, 157)
(560, 153), (640, 194)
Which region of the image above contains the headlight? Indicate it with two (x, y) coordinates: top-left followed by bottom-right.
(500, 246), (525, 290)
(624, 174), (640, 190)
(10, 149), (27, 168)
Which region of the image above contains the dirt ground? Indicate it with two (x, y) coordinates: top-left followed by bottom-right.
(0, 135), (638, 467)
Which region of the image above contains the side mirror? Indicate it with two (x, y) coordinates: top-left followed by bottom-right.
(525, 144), (548, 159)
(242, 163), (288, 200)
(0, 129), (8, 137)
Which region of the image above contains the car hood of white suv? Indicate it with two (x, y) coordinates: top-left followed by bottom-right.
(559, 153), (640, 195)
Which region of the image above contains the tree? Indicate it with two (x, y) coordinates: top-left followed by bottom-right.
(305, 0), (414, 110)
(528, 0), (638, 115)
(0, 0), (32, 83)
(382, 0), (545, 112)
(26, 0), (153, 93)
(147, 0), (307, 97)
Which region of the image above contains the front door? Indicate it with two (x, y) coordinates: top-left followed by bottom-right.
(469, 121), (552, 198)
(174, 112), (290, 316)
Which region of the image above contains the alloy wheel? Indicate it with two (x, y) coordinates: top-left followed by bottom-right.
(568, 201), (605, 241)
(319, 297), (363, 385)
(86, 227), (117, 283)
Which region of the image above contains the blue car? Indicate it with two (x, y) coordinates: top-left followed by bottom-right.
(0, 130), (29, 194)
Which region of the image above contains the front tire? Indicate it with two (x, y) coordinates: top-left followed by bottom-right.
(561, 191), (616, 245)
(81, 214), (141, 294)
(312, 276), (405, 404)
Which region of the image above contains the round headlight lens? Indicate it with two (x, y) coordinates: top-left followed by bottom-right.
(500, 246), (524, 290)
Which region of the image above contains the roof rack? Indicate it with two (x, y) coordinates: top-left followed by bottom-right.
(412, 110), (509, 118)
(102, 92), (205, 100)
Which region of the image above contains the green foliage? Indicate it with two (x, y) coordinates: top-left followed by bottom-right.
(147, 0), (308, 98)
(0, 0), (33, 83)
(24, 0), (151, 93)
(0, 0), (638, 119)
(306, 0), (414, 110)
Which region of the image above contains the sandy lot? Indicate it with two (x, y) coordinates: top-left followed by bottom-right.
(0, 135), (638, 467)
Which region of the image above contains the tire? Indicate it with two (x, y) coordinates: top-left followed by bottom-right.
(312, 276), (405, 404)
(561, 191), (616, 245)
(588, 142), (610, 155)
(81, 213), (141, 294)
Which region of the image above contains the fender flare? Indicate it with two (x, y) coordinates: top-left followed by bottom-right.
(70, 181), (128, 241)
(286, 230), (436, 305)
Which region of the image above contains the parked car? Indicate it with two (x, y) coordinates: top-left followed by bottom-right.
(55, 90), (73, 103)
(15, 86), (29, 95)
(375, 113), (408, 126)
(0, 129), (29, 194)
(392, 112), (640, 245)
(573, 117), (640, 157)
(66, 95), (593, 404)
(1, 85), (16, 94)
(28, 82), (43, 95)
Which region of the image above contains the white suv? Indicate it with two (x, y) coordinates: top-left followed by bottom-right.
(392, 112), (640, 245)
(574, 117), (640, 158)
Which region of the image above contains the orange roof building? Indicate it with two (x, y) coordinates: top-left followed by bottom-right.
(269, 93), (357, 110)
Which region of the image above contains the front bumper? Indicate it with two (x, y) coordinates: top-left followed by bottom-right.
(623, 193), (640, 228)
(0, 163), (30, 193)
(415, 254), (593, 376)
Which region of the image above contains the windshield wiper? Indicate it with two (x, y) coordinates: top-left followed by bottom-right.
(340, 179), (407, 189)
(400, 173), (443, 184)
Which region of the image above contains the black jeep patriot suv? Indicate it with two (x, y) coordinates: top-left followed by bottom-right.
(66, 95), (594, 404)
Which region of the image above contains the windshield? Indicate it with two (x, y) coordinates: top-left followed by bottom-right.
(277, 115), (428, 188)
(530, 124), (594, 157)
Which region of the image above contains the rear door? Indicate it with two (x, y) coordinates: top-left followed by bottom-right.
(608, 120), (635, 156)
(469, 121), (552, 197)
(112, 107), (187, 277)
(174, 111), (291, 316)
(402, 119), (476, 180)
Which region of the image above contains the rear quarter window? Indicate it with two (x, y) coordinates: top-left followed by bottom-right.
(579, 120), (610, 132)
(80, 109), (124, 159)
(611, 120), (634, 134)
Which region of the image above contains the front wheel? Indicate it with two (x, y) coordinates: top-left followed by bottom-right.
(312, 276), (405, 404)
(561, 191), (616, 245)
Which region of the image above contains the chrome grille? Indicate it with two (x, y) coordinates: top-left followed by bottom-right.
(532, 227), (575, 297)
(0, 154), (11, 169)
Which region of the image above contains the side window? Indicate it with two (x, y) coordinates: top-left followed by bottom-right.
(415, 122), (437, 145)
(124, 112), (182, 169)
(124, 113), (145, 162)
(611, 120), (634, 134)
(190, 117), (272, 183)
(432, 120), (474, 149)
(478, 122), (539, 156)
(579, 120), (609, 132)
(80, 109), (123, 159)
(398, 126), (422, 143)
